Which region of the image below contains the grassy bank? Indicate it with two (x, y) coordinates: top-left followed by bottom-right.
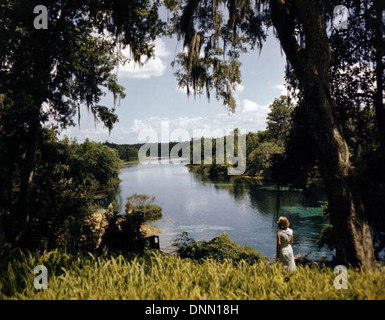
(1, 249), (384, 300)
(185, 164), (264, 180)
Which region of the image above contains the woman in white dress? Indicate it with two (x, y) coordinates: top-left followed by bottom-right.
(276, 216), (296, 273)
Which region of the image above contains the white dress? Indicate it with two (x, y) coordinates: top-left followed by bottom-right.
(278, 228), (296, 273)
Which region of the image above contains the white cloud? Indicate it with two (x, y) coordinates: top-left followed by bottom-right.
(239, 99), (270, 126)
(121, 98), (270, 143)
(131, 119), (154, 133)
(242, 99), (260, 112)
(273, 84), (287, 96)
(118, 38), (170, 79)
(176, 85), (188, 94)
(235, 84), (245, 93)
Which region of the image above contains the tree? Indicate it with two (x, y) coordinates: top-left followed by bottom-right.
(0, 0), (164, 244)
(165, 0), (380, 269)
(72, 139), (120, 185)
(325, 0), (385, 258)
(247, 141), (284, 177)
(271, 0), (376, 269)
(266, 95), (294, 144)
(1, 130), (121, 251)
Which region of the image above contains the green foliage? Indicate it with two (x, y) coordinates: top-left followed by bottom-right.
(266, 96), (294, 144)
(185, 97), (292, 179)
(125, 194), (162, 221)
(244, 96), (293, 179)
(1, 248), (385, 300)
(0, 0), (127, 131)
(70, 138), (120, 186)
(38, 134), (120, 191)
(130, 206), (163, 221)
(168, 0), (267, 111)
(104, 142), (142, 161)
(0, 0), (165, 245)
(2, 131), (121, 251)
(246, 141), (284, 177)
(173, 232), (263, 264)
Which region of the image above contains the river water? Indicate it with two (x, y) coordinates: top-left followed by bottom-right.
(115, 161), (331, 259)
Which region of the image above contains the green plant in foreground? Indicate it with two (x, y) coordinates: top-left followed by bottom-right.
(125, 194), (162, 220)
(1, 247), (385, 300)
(174, 233), (263, 264)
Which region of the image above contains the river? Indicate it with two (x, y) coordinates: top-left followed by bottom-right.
(114, 161), (331, 259)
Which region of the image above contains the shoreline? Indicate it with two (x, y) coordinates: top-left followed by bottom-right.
(119, 159), (139, 167)
(185, 164), (323, 184)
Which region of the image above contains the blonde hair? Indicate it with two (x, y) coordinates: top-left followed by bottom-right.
(277, 216), (290, 229)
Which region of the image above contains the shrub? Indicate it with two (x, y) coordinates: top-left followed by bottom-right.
(125, 194), (162, 220)
(130, 205), (162, 220)
(318, 224), (337, 250)
(97, 213), (145, 255)
(173, 232), (263, 264)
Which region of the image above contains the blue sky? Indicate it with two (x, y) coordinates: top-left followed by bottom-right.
(60, 29), (287, 144)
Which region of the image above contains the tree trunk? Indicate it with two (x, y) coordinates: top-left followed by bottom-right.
(304, 74), (375, 269)
(270, 0), (376, 269)
(15, 116), (40, 245)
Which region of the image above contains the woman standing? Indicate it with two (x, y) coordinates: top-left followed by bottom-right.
(276, 216), (296, 273)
